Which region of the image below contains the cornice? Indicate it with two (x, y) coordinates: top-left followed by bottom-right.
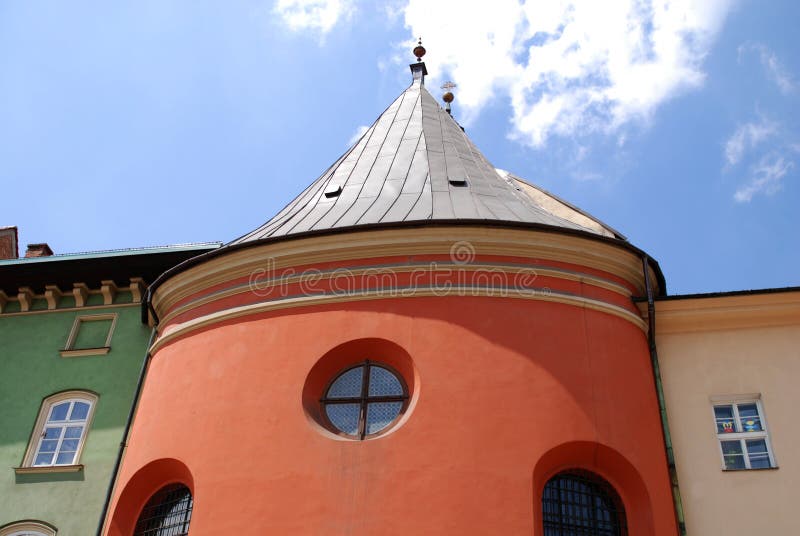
(151, 284), (646, 354)
(0, 277), (145, 316)
(639, 291), (800, 334)
(153, 226), (654, 320)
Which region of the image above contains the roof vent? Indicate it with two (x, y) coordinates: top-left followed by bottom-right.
(448, 178), (468, 187)
(324, 183), (343, 198)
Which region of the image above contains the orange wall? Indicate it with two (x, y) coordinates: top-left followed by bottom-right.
(108, 296), (676, 535)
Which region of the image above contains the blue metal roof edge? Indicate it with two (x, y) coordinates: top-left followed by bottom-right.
(0, 242), (222, 266)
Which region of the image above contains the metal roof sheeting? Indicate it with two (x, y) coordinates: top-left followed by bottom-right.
(232, 78), (619, 244)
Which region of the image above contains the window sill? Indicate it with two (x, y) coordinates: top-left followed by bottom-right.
(722, 466), (779, 472)
(60, 347), (110, 357)
(15, 464), (84, 475)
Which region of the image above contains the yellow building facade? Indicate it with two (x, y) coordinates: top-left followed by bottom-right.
(651, 288), (800, 534)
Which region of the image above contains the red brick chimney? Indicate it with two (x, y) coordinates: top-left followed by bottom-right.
(0, 226), (18, 260)
(25, 243), (54, 258)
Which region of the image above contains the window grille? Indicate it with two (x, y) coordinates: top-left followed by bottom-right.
(542, 470), (627, 536)
(133, 484), (193, 536)
(321, 360), (408, 439)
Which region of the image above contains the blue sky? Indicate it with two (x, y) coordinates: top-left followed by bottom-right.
(1, 0), (797, 294)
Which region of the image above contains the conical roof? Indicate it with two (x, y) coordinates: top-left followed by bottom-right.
(231, 63), (621, 244)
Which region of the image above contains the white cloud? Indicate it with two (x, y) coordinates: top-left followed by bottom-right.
(724, 116), (778, 166)
(734, 154), (794, 202)
(347, 124), (369, 146)
(402, 0), (734, 147)
(274, 0), (353, 36)
(739, 42), (796, 95)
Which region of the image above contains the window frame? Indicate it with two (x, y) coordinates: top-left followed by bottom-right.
(541, 469), (628, 536)
(320, 360), (409, 440)
(133, 483), (193, 536)
(17, 391), (98, 473)
(60, 313), (117, 357)
(710, 395), (777, 471)
(0, 520), (57, 536)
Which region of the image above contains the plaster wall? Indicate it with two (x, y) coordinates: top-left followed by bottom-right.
(109, 297), (677, 535)
(0, 303), (150, 535)
(657, 322), (800, 535)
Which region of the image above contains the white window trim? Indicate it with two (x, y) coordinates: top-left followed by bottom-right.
(17, 391), (98, 473)
(60, 313), (117, 357)
(711, 396), (777, 470)
(0, 520), (56, 536)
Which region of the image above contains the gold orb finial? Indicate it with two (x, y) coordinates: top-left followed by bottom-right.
(413, 38), (426, 62)
(441, 81), (456, 103)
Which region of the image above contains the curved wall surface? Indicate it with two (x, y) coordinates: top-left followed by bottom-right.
(107, 226), (676, 535)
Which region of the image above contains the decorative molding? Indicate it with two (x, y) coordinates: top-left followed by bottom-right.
(59, 347), (111, 358)
(62, 313), (118, 356)
(0, 302), (139, 317)
(640, 291), (800, 334)
(14, 464), (83, 474)
(44, 285), (63, 310)
(17, 287), (34, 312)
(129, 277), (146, 303)
(100, 280), (118, 305)
(151, 284), (646, 354)
(73, 283), (89, 308)
(0, 281), (144, 316)
(152, 226), (649, 321)
(158, 260), (635, 328)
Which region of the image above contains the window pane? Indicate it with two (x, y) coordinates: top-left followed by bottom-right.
(746, 439), (772, 469)
(327, 367), (363, 398)
(366, 402), (403, 435)
(34, 452), (54, 465)
(70, 402), (90, 421)
(39, 439), (59, 453)
(368, 366), (403, 396)
(43, 427), (62, 440)
(325, 403), (360, 435)
(50, 402), (70, 422)
(714, 405), (736, 433)
(737, 403), (763, 432)
(60, 439), (80, 451)
(721, 440), (746, 469)
(64, 426), (83, 439)
(56, 451), (76, 465)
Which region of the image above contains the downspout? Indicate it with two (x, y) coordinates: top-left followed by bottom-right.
(96, 289), (159, 536)
(642, 255), (687, 535)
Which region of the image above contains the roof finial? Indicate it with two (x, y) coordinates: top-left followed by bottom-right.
(409, 37), (428, 84)
(441, 81), (456, 115)
(413, 38), (426, 62)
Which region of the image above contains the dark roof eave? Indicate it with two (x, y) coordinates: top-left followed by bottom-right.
(144, 220), (667, 321)
(641, 286), (800, 302)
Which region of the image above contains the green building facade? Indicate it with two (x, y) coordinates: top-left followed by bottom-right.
(0, 243), (217, 536)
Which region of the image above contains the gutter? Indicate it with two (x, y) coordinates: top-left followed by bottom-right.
(642, 255), (687, 535)
(95, 317), (158, 536)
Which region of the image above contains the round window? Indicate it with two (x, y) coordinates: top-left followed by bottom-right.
(321, 360), (408, 439)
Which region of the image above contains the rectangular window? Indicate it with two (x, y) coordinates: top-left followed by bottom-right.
(60, 314), (117, 357)
(712, 397), (776, 470)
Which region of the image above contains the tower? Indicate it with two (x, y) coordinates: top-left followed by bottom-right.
(105, 44), (677, 536)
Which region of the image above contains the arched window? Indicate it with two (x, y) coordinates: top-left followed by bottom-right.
(134, 484), (193, 536)
(0, 520), (57, 536)
(542, 470), (627, 536)
(20, 391), (98, 469)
